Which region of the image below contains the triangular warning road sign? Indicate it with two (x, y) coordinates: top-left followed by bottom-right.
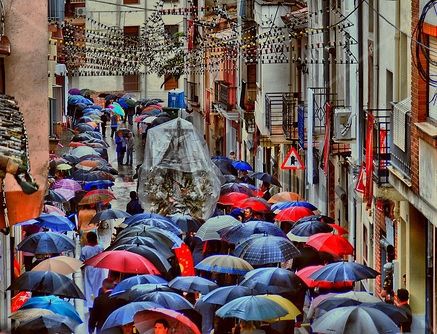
(281, 146), (305, 170)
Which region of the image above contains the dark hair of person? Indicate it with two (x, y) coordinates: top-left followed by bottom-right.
(86, 231), (98, 245)
(397, 288), (409, 302)
(154, 319), (169, 329)
(130, 191), (138, 200)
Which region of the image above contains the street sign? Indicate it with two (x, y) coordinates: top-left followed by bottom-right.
(281, 147), (305, 170)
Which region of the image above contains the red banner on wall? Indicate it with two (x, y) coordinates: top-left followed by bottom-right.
(355, 163), (365, 193)
(365, 113), (375, 208)
(322, 102), (332, 175)
(187, 19), (194, 51)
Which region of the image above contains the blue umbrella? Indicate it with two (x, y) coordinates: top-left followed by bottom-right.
(195, 255), (253, 275)
(220, 221), (287, 244)
(132, 290), (194, 310)
(110, 236), (173, 259)
(309, 261), (380, 282)
(116, 225), (183, 249)
(35, 214), (76, 232)
(111, 275), (168, 295)
(169, 276), (218, 294)
(90, 209), (131, 225)
(15, 314), (76, 333)
(231, 160), (253, 171)
(200, 285), (253, 306)
(271, 201), (318, 212)
(101, 301), (161, 330)
(220, 182), (256, 196)
(127, 218), (182, 235)
(113, 284), (173, 301)
(287, 220), (333, 242)
(233, 234), (300, 266)
(240, 267), (306, 294)
(297, 214), (335, 224)
(124, 212), (174, 225)
(17, 232), (75, 255)
(21, 295), (83, 324)
(83, 180), (114, 190)
(216, 295), (288, 321)
(169, 214), (202, 233)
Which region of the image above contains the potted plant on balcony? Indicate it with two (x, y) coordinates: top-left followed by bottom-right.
(245, 98), (255, 112)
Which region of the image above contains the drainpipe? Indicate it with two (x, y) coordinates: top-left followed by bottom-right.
(357, 0), (364, 162)
(374, 0), (380, 108)
(394, 0), (400, 102)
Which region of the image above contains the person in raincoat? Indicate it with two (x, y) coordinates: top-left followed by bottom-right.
(80, 231), (106, 310)
(115, 132), (127, 166)
(110, 113), (119, 138)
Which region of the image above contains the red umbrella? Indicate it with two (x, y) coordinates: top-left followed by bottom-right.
(218, 192), (250, 206)
(79, 189), (115, 205)
(296, 265), (354, 289)
(275, 206), (314, 222)
(234, 197), (271, 213)
(329, 223), (348, 236)
(84, 250), (160, 274)
(306, 233), (354, 256)
(134, 308), (201, 334)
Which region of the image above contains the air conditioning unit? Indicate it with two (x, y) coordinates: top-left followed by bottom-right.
(75, 7), (86, 17)
(333, 107), (356, 142)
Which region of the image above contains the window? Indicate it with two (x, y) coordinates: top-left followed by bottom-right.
(164, 74), (178, 90)
(428, 36), (437, 121)
(164, 24), (179, 38)
(123, 26), (140, 91)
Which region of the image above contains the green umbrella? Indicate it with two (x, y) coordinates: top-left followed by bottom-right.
(56, 163), (72, 171)
(110, 102), (125, 117)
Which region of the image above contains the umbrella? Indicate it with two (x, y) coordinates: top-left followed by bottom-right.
(30, 214), (76, 232)
(127, 218), (182, 235)
(216, 295), (288, 321)
(79, 189), (115, 205)
(142, 115), (157, 124)
(169, 214), (202, 233)
(15, 314), (76, 334)
(311, 306), (399, 334)
(195, 215), (242, 241)
(31, 256), (83, 275)
(220, 183), (256, 196)
(287, 220), (334, 242)
(271, 201), (318, 213)
(84, 250), (160, 274)
(275, 206), (314, 223)
(212, 157), (237, 176)
(131, 290), (194, 310)
(240, 267), (306, 294)
(109, 102), (125, 116)
(218, 192), (250, 206)
(330, 223), (349, 235)
(113, 283), (173, 300)
(52, 188), (75, 201)
(234, 234), (300, 266)
(70, 146), (99, 158)
(249, 172), (281, 187)
(20, 295), (83, 324)
(44, 190), (67, 203)
(83, 180), (114, 190)
(111, 275), (168, 295)
(51, 179), (82, 192)
(309, 261), (380, 282)
(17, 232), (75, 255)
(74, 123), (95, 133)
(111, 244), (172, 273)
(90, 209), (131, 225)
(200, 285), (253, 306)
(110, 236), (173, 259)
(297, 214), (335, 224)
(231, 160), (253, 171)
(134, 308), (201, 334)
(124, 212), (174, 225)
(220, 221), (286, 244)
(168, 276), (218, 294)
(223, 174), (237, 183)
(101, 301), (161, 331)
(116, 226), (183, 249)
(306, 233), (354, 256)
(268, 191), (301, 203)
(56, 163), (72, 171)
(43, 205), (66, 216)
(235, 197), (271, 213)
(296, 265), (354, 289)
(8, 271), (85, 299)
(195, 255), (253, 275)
(10, 308), (55, 324)
(73, 170), (115, 182)
(263, 295), (301, 321)
(68, 88), (81, 95)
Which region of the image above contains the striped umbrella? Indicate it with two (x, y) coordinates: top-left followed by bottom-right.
(195, 255), (253, 275)
(196, 215), (242, 241)
(79, 189), (115, 205)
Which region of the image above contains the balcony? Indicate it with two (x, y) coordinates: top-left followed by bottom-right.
(187, 81), (199, 105)
(283, 93), (301, 141)
(389, 98), (411, 180)
(214, 80), (236, 111)
(366, 109), (391, 185)
(265, 92), (299, 138)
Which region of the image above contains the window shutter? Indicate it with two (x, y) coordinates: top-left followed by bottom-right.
(429, 36), (437, 121)
(392, 97), (411, 152)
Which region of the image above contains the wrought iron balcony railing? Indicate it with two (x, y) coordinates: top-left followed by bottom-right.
(265, 92), (300, 138)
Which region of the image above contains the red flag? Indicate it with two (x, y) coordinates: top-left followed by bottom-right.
(174, 243), (195, 276)
(11, 291), (31, 313)
(322, 102), (333, 175)
(187, 19), (194, 51)
(355, 163), (365, 193)
(365, 113), (375, 208)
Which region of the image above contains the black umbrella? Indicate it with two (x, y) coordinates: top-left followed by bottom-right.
(15, 314), (76, 334)
(297, 214), (335, 224)
(71, 133), (94, 142)
(90, 209), (131, 225)
(287, 220), (334, 242)
(249, 172), (281, 187)
(110, 236), (174, 259)
(45, 190), (68, 203)
(17, 232), (75, 255)
(72, 170), (115, 182)
(112, 244), (172, 273)
(8, 271), (85, 299)
(74, 124), (95, 133)
(220, 182), (256, 196)
(151, 116), (171, 127)
(212, 158), (237, 176)
(114, 284), (173, 301)
(83, 131), (103, 140)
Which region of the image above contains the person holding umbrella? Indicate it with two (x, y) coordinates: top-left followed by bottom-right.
(115, 131), (127, 167)
(100, 112), (108, 137)
(110, 112), (119, 139)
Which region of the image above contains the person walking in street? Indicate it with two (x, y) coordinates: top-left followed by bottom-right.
(115, 132), (127, 167)
(100, 112), (109, 137)
(88, 278), (125, 334)
(126, 191), (144, 215)
(80, 232), (106, 310)
(396, 288), (412, 332)
(110, 113), (119, 139)
(259, 182), (272, 201)
(125, 132), (135, 166)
